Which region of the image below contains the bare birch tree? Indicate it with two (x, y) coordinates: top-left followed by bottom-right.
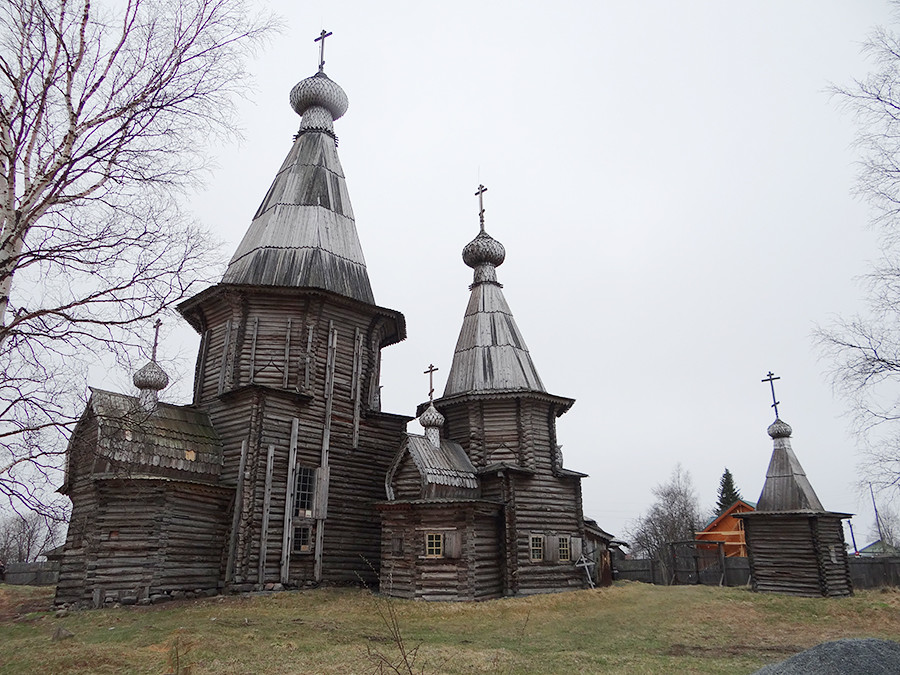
(627, 464), (701, 577)
(0, 0), (276, 514)
(816, 3), (900, 496)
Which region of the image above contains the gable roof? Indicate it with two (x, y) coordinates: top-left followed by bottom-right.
(699, 499), (756, 532)
(64, 388), (223, 489)
(386, 434), (478, 499)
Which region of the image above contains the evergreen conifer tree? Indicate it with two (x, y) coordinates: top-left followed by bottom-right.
(716, 468), (743, 515)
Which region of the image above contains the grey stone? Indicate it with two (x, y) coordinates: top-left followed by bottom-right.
(120, 596), (137, 606)
(52, 626), (74, 641)
(54, 609), (69, 618)
(137, 598), (151, 606)
(170, 591), (185, 600)
(272, 583), (284, 592)
(753, 638), (900, 675)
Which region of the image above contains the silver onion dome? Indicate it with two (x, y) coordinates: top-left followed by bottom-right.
(290, 71), (349, 120)
(462, 230), (506, 269)
(418, 402), (445, 429)
(133, 360), (169, 392)
(767, 418), (793, 439)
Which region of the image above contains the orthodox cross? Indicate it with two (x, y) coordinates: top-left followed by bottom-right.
(315, 29), (332, 71)
(151, 318), (162, 361)
(475, 184), (487, 232)
(424, 364), (439, 401)
(761, 370), (781, 419)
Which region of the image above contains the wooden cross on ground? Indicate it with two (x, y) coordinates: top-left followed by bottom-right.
(151, 318), (162, 361)
(475, 184), (487, 232)
(315, 29), (332, 71)
(762, 370), (781, 419)
(424, 364), (439, 401)
(575, 555), (596, 589)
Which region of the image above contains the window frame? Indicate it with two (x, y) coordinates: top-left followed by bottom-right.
(558, 535), (571, 562)
(530, 534), (545, 562)
(294, 465), (315, 518)
(293, 525), (312, 554)
(425, 532), (444, 558)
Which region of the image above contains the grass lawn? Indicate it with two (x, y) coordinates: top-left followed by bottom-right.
(1, 581), (899, 674)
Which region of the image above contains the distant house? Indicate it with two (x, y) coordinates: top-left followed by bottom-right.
(695, 500), (756, 557)
(857, 540), (900, 557)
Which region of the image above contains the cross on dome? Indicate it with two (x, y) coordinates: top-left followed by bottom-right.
(424, 363), (439, 401)
(475, 184), (487, 233)
(761, 370), (781, 419)
(315, 29), (332, 72)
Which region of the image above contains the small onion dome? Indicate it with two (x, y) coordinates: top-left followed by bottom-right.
(133, 360), (169, 392)
(418, 402), (445, 429)
(289, 71), (349, 121)
(462, 230), (506, 269)
(767, 418), (793, 439)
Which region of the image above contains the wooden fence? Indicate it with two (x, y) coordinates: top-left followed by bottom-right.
(3, 561), (60, 586)
(618, 556), (900, 591)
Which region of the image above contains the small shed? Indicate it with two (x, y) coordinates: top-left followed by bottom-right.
(735, 418), (852, 597)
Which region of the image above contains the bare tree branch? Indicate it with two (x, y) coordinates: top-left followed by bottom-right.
(0, 0), (278, 514)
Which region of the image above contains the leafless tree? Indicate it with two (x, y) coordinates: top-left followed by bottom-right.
(0, 0), (276, 514)
(0, 509), (61, 563)
(627, 464), (702, 577)
(818, 2), (900, 497)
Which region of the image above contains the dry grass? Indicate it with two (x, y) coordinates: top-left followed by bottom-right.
(1, 582), (899, 674)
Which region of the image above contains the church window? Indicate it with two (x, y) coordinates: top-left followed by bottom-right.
(294, 466), (315, 518)
(425, 532), (443, 557)
(559, 536), (571, 562)
(293, 525), (311, 553)
(530, 534), (544, 562)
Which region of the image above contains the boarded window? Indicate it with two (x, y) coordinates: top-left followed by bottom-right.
(559, 536), (571, 562)
(444, 530), (462, 558)
(530, 534), (544, 562)
(426, 532), (443, 557)
(294, 466), (315, 518)
(293, 525), (311, 553)
(392, 536), (404, 555)
(571, 536), (583, 561)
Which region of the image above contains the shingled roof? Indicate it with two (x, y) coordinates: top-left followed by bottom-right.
(443, 226), (545, 397)
(755, 418), (825, 512)
(71, 388), (224, 485)
(221, 70), (375, 304)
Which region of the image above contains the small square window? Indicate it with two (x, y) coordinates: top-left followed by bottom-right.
(293, 525), (311, 553)
(530, 535), (544, 562)
(392, 536), (404, 555)
(559, 536), (571, 562)
(426, 532), (443, 557)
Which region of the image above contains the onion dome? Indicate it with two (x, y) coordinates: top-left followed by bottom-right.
(767, 418), (793, 439)
(419, 402), (444, 449)
(463, 230), (506, 284)
(133, 359), (168, 414)
(133, 360), (169, 392)
(289, 71), (348, 136)
(419, 402), (445, 429)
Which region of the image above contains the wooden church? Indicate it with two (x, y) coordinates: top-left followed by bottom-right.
(736, 382), (853, 597)
(54, 37), (613, 607)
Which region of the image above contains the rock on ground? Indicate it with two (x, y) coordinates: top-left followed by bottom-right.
(753, 638), (900, 675)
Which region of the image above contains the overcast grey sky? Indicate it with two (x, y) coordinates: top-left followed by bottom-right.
(134, 1), (900, 545)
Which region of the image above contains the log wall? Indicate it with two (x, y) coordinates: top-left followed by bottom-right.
(741, 513), (853, 597)
(183, 286), (408, 590)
